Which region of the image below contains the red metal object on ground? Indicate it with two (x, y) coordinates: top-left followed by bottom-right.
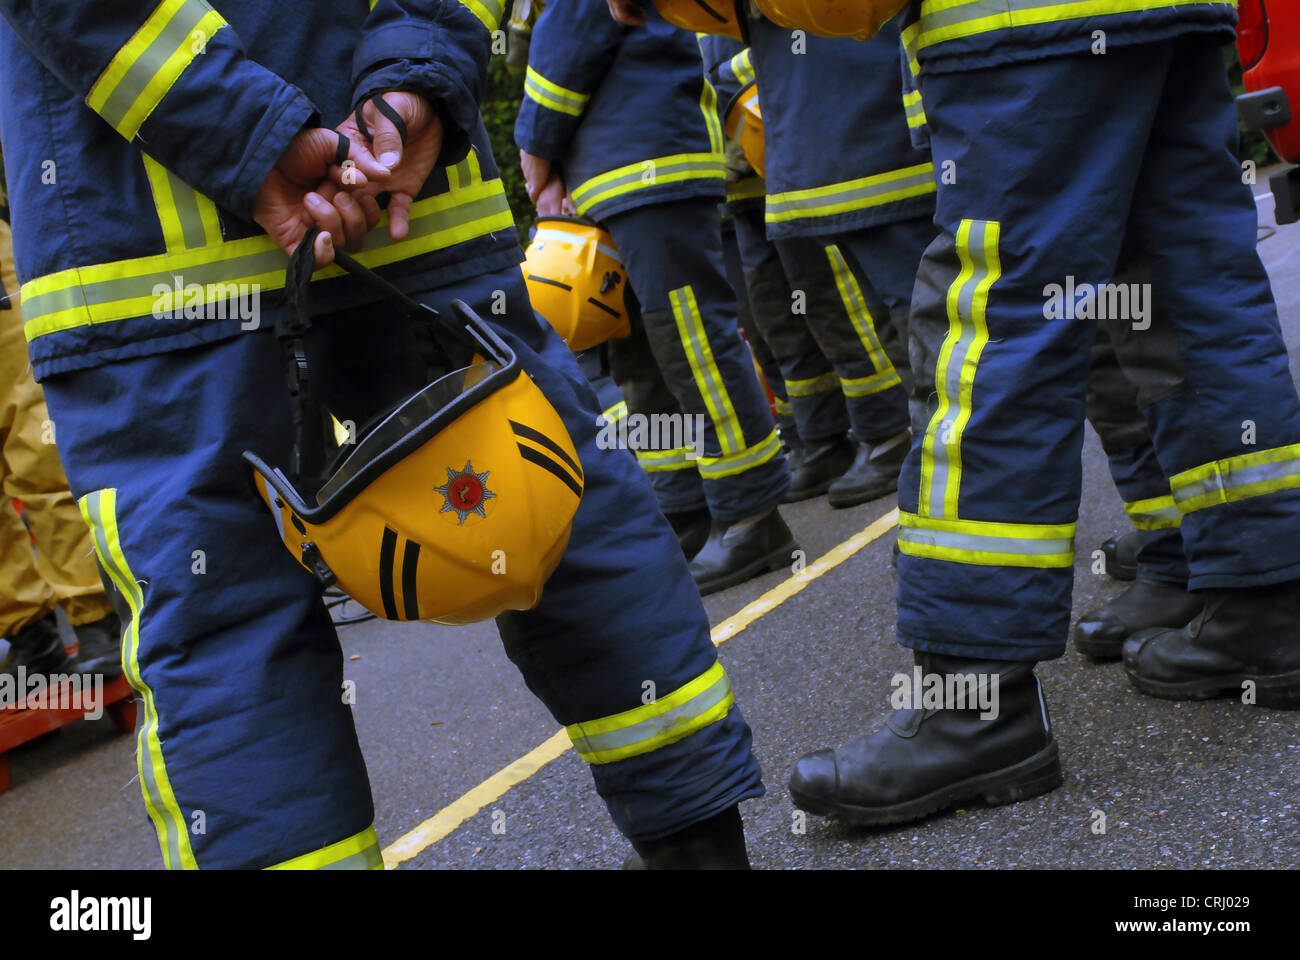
(0, 674), (136, 792)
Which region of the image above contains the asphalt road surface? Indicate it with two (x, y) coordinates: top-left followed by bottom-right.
(4, 175), (1298, 871)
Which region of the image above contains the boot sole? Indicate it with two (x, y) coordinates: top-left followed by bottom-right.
(1126, 665), (1300, 710)
(1073, 635), (1123, 661)
(790, 741), (1063, 827)
(781, 479), (837, 504)
(827, 476), (899, 510)
(695, 539), (799, 597)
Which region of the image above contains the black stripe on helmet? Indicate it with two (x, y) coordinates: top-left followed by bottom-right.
(379, 526), (399, 620)
(401, 539), (421, 621)
(526, 274), (573, 291)
(517, 444), (582, 497)
(509, 420), (584, 480)
(585, 297), (621, 319)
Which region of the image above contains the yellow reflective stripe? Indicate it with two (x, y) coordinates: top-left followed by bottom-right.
(670, 285), (743, 455)
(786, 371), (840, 397)
(726, 176), (766, 203)
(600, 399), (628, 424)
(142, 155), (222, 252)
(766, 162), (935, 225)
(918, 219), (1001, 519)
(915, 0), (1235, 50)
(898, 511), (1075, 568)
(23, 177), (513, 341)
(1169, 441), (1300, 514)
(79, 489), (198, 870)
(524, 66), (589, 117)
(566, 660), (734, 765)
(841, 369), (902, 397)
(571, 152), (726, 214)
(701, 77), (725, 156)
(903, 89), (928, 129)
(774, 396), (793, 417)
(459, 0), (506, 31)
(1123, 493), (1182, 530)
(266, 825), (384, 870)
(825, 243), (894, 375)
(901, 20), (922, 77)
(636, 446), (697, 472)
(698, 427), (782, 479)
(86, 0), (227, 139)
(730, 48), (755, 87)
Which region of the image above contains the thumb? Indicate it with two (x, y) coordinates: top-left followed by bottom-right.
(362, 94), (408, 169)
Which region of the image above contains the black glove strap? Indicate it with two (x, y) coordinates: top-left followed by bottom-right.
(354, 93), (408, 147)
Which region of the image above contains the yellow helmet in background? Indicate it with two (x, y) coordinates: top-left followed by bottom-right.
(245, 245), (583, 626)
(524, 216), (631, 352)
(652, 0), (743, 39)
(752, 0), (906, 41)
(724, 81), (765, 179)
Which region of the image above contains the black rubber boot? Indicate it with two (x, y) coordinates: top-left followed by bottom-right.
(624, 804), (751, 869)
(689, 508), (798, 596)
(789, 652), (1062, 826)
(781, 434), (854, 503)
(827, 431), (909, 509)
(1072, 579), (1202, 660)
(72, 613), (124, 678)
(664, 507), (713, 562)
(1, 613), (74, 677)
(1098, 532), (1142, 581)
(1123, 579), (1300, 709)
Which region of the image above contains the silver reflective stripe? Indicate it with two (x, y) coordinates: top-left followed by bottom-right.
(698, 429), (782, 479)
(95, 0), (215, 133)
(899, 525), (1072, 558)
(766, 166), (935, 221)
(319, 843), (385, 870)
(1173, 456), (1300, 507)
(533, 228), (622, 264)
(572, 156), (726, 210)
(926, 219), (995, 516)
(83, 490), (188, 871)
(569, 672), (732, 758)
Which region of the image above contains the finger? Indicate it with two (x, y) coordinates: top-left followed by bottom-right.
(331, 190), (369, 251)
(331, 135), (388, 187)
(386, 192), (414, 242)
(313, 229), (335, 267)
(305, 191), (345, 247)
(363, 96), (406, 170)
(607, 0), (646, 24)
(357, 194), (383, 231)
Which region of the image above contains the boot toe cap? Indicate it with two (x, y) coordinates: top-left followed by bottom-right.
(789, 749), (838, 801)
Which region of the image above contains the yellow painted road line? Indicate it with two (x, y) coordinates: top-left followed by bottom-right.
(381, 507), (901, 868)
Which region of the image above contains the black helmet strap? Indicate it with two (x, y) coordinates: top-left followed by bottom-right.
(275, 226), (488, 488)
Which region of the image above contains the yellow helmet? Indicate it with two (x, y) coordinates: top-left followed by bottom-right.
(523, 216), (632, 352)
(724, 81), (765, 179)
(752, 0), (906, 41)
(652, 0), (742, 39)
(245, 242), (583, 626)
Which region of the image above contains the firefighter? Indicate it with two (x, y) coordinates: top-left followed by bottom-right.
(702, 37), (859, 502)
(786, 0), (1300, 826)
(0, 205), (121, 680)
(0, 0), (762, 868)
(725, 14), (939, 509)
(516, 0), (798, 596)
(1073, 256), (1201, 661)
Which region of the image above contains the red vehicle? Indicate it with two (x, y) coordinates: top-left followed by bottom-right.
(1236, 0), (1300, 222)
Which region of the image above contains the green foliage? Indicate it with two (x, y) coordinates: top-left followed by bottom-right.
(482, 58), (533, 244)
